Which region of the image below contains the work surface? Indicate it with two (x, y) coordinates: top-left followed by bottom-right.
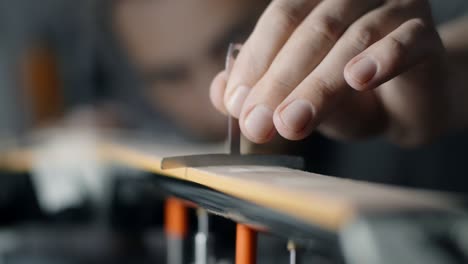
(0, 131), (464, 234)
(1, 131), (468, 264)
(102, 138), (463, 232)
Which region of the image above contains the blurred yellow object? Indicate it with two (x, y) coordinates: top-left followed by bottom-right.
(0, 148), (34, 173)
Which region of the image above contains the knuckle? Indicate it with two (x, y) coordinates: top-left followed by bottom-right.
(407, 18), (428, 33)
(383, 4), (403, 18)
(273, 1), (304, 29)
(243, 45), (265, 74)
(306, 15), (344, 42)
(269, 76), (296, 96)
(387, 35), (407, 60)
(349, 26), (380, 51)
(235, 43), (268, 80)
(260, 71), (296, 98)
(308, 76), (338, 108)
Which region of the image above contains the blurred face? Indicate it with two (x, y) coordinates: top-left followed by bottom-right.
(114, 0), (268, 140)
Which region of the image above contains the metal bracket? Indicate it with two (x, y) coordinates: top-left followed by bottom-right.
(161, 153), (304, 170)
(160, 43), (305, 170)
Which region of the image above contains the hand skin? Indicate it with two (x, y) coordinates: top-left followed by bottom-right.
(210, 0), (468, 147)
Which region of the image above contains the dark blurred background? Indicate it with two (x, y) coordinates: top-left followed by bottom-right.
(1, 0), (468, 263)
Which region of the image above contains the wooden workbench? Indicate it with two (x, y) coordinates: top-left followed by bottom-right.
(101, 138), (463, 234)
(0, 134), (463, 235)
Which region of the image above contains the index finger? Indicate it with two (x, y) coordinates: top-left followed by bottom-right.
(224, 0), (320, 117)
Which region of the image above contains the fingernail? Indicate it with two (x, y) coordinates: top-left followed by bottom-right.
(227, 85), (250, 117)
(348, 57), (377, 84)
(279, 100), (313, 132)
(244, 105), (274, 140)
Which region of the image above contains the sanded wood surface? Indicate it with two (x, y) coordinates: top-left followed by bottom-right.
(0, 134), (462, 231)
(102, 140), (462, 231)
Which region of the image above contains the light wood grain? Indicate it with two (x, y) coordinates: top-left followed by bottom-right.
(1, 137), (461, 231)
(102, 140), (462, 231)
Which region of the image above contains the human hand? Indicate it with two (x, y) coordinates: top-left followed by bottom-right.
(210, 0), (447, 146)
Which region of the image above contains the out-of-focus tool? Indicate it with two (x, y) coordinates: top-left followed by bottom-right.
(164, 197), (188, 264)
(194, 208), (214, 264)
(287, 240), (298, 264)
(226, 43), (242, 156)
(236, 224), (257, 264)
(161, 44), (304, 170)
